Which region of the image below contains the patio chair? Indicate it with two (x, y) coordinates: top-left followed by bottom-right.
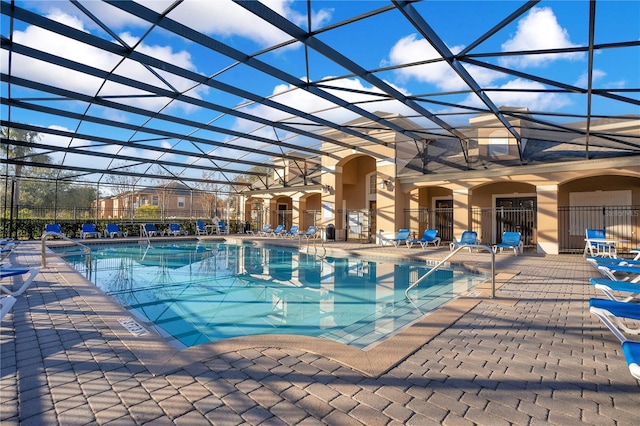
(492, 231), (523, 256)
(449, 231), (478, 252)
(195, 221), (208, 236)
(217, 221), (229, 235)
(406, 229), (440, 249)
(298, 225), (318, 240)
(590, 298), (640, 380)
(380, 229), (411, 248)
(81, 223), (100, 239)
(105, 223), (127, 238)
(1, 295), (16, 322)
(586, 257), (640, 268)
(1, 268), (40, 296)
(279, 225), (299, 238)
(590, 298), (640, 339)
(590, 278), (640, 302)
(1, 245), (16, 263)
(143, 223), (161, 237)
(595, 264), (640, 283)
(584, 228), (616, 258)
(268, 224), (285, 237)
(622, 341), (640, 380)
(167, 223), (187, 236)
(250, 224), (271, 236)
(44, 224), (64, 238)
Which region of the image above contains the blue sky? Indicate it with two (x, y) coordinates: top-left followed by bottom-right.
(1, 0), (639, 185)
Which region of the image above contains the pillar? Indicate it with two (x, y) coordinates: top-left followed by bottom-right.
(536, 184), (559, 254)
(452, 188), (471, 241)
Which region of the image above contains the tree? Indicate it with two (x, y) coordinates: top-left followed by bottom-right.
(104, 163), (140, 196)
(1, 126), (47, 218)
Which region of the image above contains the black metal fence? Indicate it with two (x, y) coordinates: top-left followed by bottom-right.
(1, 219), (250, 241)
(404, 208), (454, 242)
(404, 207), (535, 247)
(471, 207), (536, 247)
(7, 206), (227, 221)
(558, 205), (640, 254)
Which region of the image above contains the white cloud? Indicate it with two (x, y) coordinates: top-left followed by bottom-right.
(387, 34), (502, 92)
(1, 11), (206, 118)
(500, 6), (583, 68)
(462, 79), (571, 111)
(163, 0), (333, 48)
(575, 69), (606, 89)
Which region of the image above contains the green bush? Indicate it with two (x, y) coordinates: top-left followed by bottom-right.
(135, 205), (160, 219)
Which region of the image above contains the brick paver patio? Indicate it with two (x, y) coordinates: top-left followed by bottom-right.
(1, 238), (639, 425)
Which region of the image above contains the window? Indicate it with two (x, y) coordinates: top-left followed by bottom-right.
(489, 131), (509, 157)
(368, 173), (376, 195)
(152, 196), (159, 206)
(177, 197), (185, 208)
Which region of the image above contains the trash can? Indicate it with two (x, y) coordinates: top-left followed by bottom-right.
(326, 224), (335, 241)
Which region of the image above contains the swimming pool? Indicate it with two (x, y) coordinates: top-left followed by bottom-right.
(55, 241), (486, 350)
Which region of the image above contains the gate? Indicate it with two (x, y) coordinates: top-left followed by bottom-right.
(471, 207), (536, 247)
(404, 208), (454, 242)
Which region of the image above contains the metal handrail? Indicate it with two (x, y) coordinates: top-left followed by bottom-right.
(405, 244), (496, 299)
(41, 232), (92, 268)
(139, 224), (152, 248)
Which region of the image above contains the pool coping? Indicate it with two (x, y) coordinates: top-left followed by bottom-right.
(44, 237), (519, 378)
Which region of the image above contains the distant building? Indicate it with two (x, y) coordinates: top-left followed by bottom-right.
(96, 183), (215, 219)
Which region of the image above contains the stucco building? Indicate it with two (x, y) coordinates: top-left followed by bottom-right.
(243, 109), (640, 255)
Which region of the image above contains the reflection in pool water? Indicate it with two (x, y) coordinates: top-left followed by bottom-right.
(56, 241), (486, 350)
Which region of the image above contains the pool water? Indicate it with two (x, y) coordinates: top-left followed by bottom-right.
(56, 241), (486, 350)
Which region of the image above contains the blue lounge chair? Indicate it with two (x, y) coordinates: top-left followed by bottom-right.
(493, 231), (523, 256)
(1, 295), (16, 322)
(143, 223), (161, 237)
(81, 223), (100, 239)
(195, 221), (208, 236)
(406, 229), (440, 249)
(279, 225), (299, 238)
(105, 223), (126, 238)
(251, 224), (271, 236)
(44, 224), (64, 238)
(590, 278), (640, 302)
(596, 264), (640, 283)
(298, 225), (318, 240)
(380, 229), (411, 248)
(586, 257), (640, 267)
(584, 228), (616, 258)
(590, 298), (640, 340)
(268, 224), (284, 237)
(1, 268), (40, 296)
(590, 298), (640, 380)
(622, 341), (640, 380)
(217, 221), (229, 235)
(167, 223), (187, 236)
(1, 245), (16, 262)
(450, 231), (478, 252)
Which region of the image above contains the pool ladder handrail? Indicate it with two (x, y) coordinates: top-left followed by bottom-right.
(405, 244), (496, 300)
(41, 231), (92, 268)
(299, 231), (326, 256)
(139, 224), (152, 248)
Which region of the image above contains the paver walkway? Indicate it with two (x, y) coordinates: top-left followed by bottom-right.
(1, 239), (639, 425)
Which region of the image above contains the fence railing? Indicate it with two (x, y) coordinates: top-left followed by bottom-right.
(471, 207), (536, 247)
(7, 206), (227, 221)
(0, 218), (248, 240)
(558, 205), (640, 254)
(404, 208), (454, 242)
